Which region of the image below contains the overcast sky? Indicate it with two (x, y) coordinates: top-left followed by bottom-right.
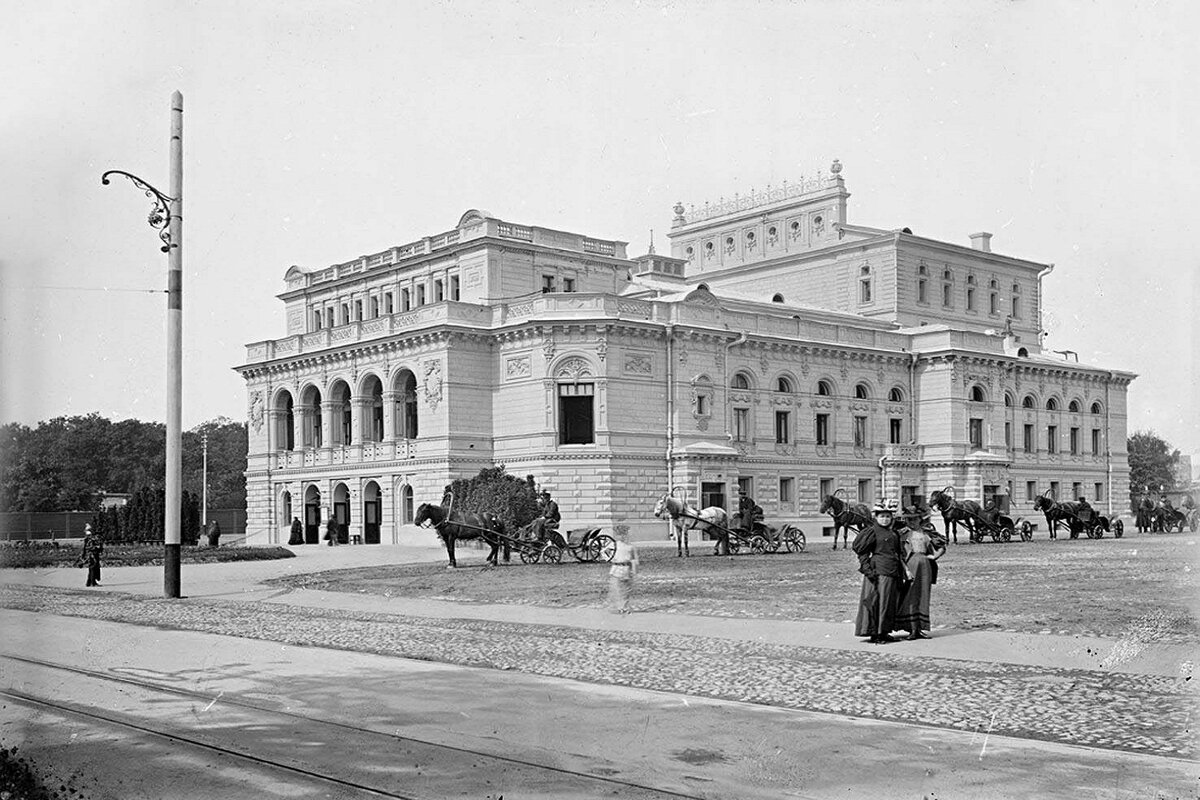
(2, 0), (1196, 459)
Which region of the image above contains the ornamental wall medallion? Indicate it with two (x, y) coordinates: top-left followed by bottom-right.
(505, 356), (531, 380)
(596, 338), (608, 362)
(543, 338), (556, 362)
(249, 393), (265, 433)
(624, 354), (652, 375)
(423, 360), (443, 410)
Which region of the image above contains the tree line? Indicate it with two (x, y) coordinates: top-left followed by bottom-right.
(0, 414), (246, 513)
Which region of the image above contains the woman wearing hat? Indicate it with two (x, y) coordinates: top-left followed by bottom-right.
(852, 501), (906, 644)
(81, 523), (104, 587)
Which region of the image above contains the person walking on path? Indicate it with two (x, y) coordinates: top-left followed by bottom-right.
(81, 524), (104, 587)
(895, 519), (946, 640)
(205, 519), (222, 548)
(608, 525), (639, 614)
(852, 502), (905, 644)
(288, 516), (304, 545)
(324, 517), (340, 546)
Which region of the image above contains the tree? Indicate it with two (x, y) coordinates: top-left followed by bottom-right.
(1128, 430), (1181, 503)
(443, 466), (541, 535)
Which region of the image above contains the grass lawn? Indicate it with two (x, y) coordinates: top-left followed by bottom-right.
(0, 543), (294, 569)
(279, 534), (1200, 642)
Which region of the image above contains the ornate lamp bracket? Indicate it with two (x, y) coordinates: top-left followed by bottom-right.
(101, 170), (177, 253)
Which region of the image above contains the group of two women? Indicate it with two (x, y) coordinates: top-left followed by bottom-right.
(851, 502), (946, 644)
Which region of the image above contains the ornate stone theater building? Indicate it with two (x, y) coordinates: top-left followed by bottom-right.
(237, 163), (1133, 545)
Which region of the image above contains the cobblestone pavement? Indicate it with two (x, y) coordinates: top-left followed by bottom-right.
(2, 584), (1195, 761)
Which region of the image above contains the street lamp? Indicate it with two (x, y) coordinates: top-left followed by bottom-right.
(202, 432), (208, 531)
(102, 91), (184, 599)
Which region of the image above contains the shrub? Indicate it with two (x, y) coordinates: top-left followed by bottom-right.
(443, 466), (541, 535)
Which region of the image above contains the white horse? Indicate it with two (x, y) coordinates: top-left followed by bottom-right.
(653, 494), (729, 557)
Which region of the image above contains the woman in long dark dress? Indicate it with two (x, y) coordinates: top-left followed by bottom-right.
(896, 525), (946, 639)
(852, 503), (906, 644)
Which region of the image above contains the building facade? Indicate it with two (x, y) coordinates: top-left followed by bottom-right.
(237, 165), (1134, 545)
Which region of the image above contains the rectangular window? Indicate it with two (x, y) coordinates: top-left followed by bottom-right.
(416, 285), (426, 305)
(313, 310), (323, 330)
(1012, 297), (1020, 318)
(779, 477), (794, 506)
(853, 416), (868, 447)
(401, 289), (411, 311)
(815, 413), (830, 446)
(918, 279), (927, 303)
(775, 410), (790, 444)
(1095, 482), (1104, 502)
(384, 292), (394, 314)
(1047, 425), (1058, 454)
(990, 293), (998, 314)
(369, 297), (379, 319)
(857, 479), (871, 504)
(969, 418), (984, 449)
(1069, 427), (1080, 455)
(1005, 421), (1012, 448)
(1050, 480), (1060, 500)
(943, 284), (952, 307)
(1023, 424), (1034, 453)
(563, 277), (576, 293)
(733, 408), (750, 442)
(738, 477), (753, 499)
(325, 308), (334, 328)
(1072, 482), (1083, 501)
(434, 280), (444, 302)
(341, 303), (350, 324)
(696, 394), (708, 416)
(450, 276), (460, 301)
(966, 287), (975, 311)
(542, 275), (556, 293)
(1026, 481), (1037, 501)
(860, 279), (872, 303)
(1091, 428), (1101, 455)
(354, 300), (363, 321)
(558, 383), (594, 445)
(819, 478), (834, 500)
(889, 418), (902, 444)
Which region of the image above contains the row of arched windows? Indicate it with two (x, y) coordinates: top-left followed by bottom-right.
(270, 370), (420, 451)
(962, 383), (1104, 414)
(731, 372), (906, 403)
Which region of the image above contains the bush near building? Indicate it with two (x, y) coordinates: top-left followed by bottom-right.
(88, 486), (202, 544)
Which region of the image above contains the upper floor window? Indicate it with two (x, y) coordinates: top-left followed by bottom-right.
(970, 385), (986, 402)
(732, 372), (751, 390)
(918, 279), (927, 303)
(325, 308), (334, 328)
(369, 296), (379, 318)
(384, 292), (394, 314)
(989, 292), (998, 314)
(313, 310), (323, 330)
(562, 277), (576, 293)
(777, 376), (793, 393)
(559, 383), (594, 445)
(966, 287), (976, 311)
(434, 280), (444, 302)
(542, 275), (556, 293)
(817, 380), (832, 396)
(1046, 397), (1059, 411)
(859, 265), (872, 303)
(1068, 399), (1081, 413)
(341, 303), (350, 325)
(888, 387), (904, 403)
(942, 283), (952, 307)
(450, 276), (461, 301)
(354, 300), (363, 321)
(854, 383), (870, 400)
(416, 285), (426, 305)
(1022, 395), (1035, 409)
(401, 288), (411, 312)
(1091, 402), (1103, 414)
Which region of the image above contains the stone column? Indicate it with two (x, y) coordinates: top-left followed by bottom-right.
(382, 391), (399, 442)
(321, 400), (338, 449)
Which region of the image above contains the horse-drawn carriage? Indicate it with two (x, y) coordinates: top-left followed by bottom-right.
(929, 488), (1034, 544)
(1032, 493), (1123, 539)
(1149, 492), (1196, 533)
(416, 495), (616, 567)
(653, 490), (805, 556)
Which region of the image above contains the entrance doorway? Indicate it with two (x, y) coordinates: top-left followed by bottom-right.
(363, 481), (381, 544)
(333, 483), (350, 544)
(303, 486), (321, 544)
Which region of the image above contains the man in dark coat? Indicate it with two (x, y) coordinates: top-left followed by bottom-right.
(288, 516), (304, 545)
(852, 502), (906, 644)
(531, 492), (561, 541)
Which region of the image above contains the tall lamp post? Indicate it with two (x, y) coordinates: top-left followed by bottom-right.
(202, 432), (208, 531)
(102, 91), (184, 598)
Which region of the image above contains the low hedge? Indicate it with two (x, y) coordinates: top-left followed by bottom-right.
(0, 542), (295, 569)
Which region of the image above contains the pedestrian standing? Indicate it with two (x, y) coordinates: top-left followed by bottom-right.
(288, 516), (304, 545)
(325, 516), (340, 546)
(81, 524), (104, 587)
(852, 501), (905, 644)
(896, 520), (946, 640)
(608, 525), (638, 614)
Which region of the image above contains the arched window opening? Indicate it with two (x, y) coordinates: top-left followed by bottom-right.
(970, 385), (986, 402)
(1004, 392), (1015, 407)
(888, 387), (904, 403)
(362, 375), (384, 443)
(732, 373), (751, 390)
(1046, 397), (1059, 411)
(330, 381), (352, 446)
(1090, 402), (1102, 415)
(772, 293), (785, 303)
(817, 380), (832, 396)
(1068, 399), (1081, 413)
(275, 390), (295, 451)
(300, 385), (322, 448)
(1022, 395), (1035, 409)
(776, 376), (793, 393)
(393, 370), (419, 440)
(400, 484), (415, 524)
(854, 383), (870, 400)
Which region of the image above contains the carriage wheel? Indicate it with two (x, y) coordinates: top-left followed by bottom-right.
(541, 544), (562, 564)
(1000, 526), (1013, 543)
(784, 525), (806, 553)
(750, 535), (768, 555)
(1019, 520), (1033, 542)
(1112, 519), (1124, 538)
(594, 534), (617, 562)
(727, 537), (741, 555)
(989, 528), (1001, 543)
(519, 547), (540, 565)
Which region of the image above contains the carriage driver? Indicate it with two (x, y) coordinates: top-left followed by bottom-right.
(531, 491), (561, 540)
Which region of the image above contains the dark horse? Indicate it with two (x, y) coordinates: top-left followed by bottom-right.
(414, 501), (508, 568)
(928, 489), (981, 544)
(818, 493), (872, 550)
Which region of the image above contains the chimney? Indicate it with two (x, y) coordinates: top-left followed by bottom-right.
(969, 232), (992, 252)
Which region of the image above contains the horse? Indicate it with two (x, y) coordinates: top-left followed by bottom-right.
(818, 493), (871, 550)
(928, 488), (982, 544)
(1032, 495), (1088, 539)
(414, 501), (508, 568)
(653, 494), (729, 557)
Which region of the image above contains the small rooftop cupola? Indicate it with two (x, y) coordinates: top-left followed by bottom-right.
(969, 231), (993, 252)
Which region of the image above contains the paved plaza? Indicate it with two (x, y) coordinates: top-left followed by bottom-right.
(2, 540), (1198, 798)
